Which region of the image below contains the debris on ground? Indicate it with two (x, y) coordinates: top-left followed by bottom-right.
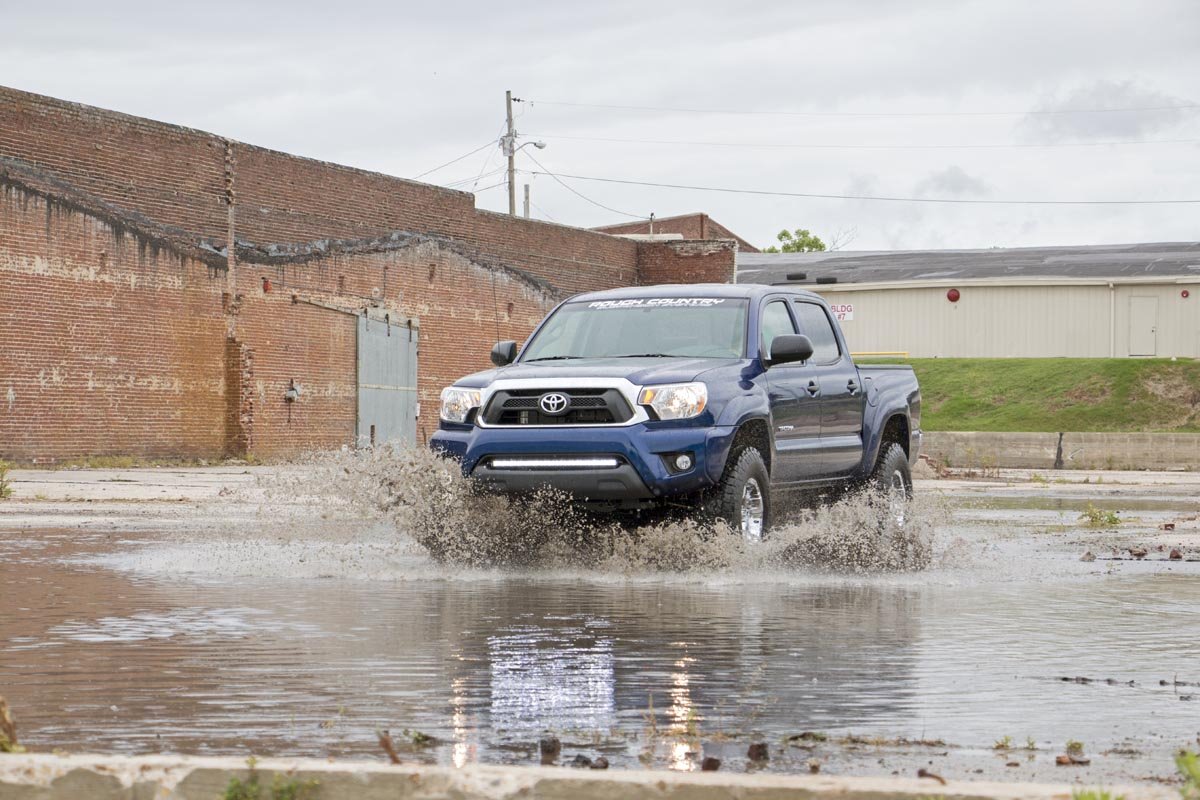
(1057, 754), (1092, 766)
(376, 730), (400, 764)
(747, 743), (769, 762)
(916, 768), (946, 785)
(539, 736), (561, 764)
(700, 756), (720, 771)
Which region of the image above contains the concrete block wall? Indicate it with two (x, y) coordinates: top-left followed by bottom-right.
(922, 431), (1200, 471)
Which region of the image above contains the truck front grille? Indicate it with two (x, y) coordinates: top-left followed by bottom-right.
(481, 388), (634, 426)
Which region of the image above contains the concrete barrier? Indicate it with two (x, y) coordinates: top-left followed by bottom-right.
(923, 431), (1200, 471)
(0, 754), (1177, 800)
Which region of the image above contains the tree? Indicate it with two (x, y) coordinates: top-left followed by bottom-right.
(763, 228), (826, 253)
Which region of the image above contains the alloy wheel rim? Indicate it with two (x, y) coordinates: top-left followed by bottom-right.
(741, 478), (765, 542)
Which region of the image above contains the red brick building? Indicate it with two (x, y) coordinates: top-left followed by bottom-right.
(0, 87), (737, 462)
(593, 213), (759, 253)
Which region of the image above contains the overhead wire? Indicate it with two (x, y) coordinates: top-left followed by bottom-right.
(521, 98), (1200, 118)
(525, 170), (1200, 205)
(520, 151), (648, 219)
(444, 166), (505, 189)
(526, 133), (1200, 151)
(413, 139), (497, 179)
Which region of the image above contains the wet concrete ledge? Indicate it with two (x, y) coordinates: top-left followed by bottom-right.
(924, 431), (1200, 471)
(0, 754), (1177, 800)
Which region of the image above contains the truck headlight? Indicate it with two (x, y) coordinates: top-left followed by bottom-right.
(440, 386), (482, 423)
(638, 382), (708, 420)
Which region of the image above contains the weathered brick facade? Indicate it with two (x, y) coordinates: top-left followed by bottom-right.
(0, 86), (736, 462)
(594, 213), (759, 253)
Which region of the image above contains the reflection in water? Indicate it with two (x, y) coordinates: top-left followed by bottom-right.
(1, 529), (1198, 774)
(486, 622), (616, 734)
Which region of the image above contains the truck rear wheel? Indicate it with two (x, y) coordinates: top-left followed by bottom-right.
(870, 443), (930, 569)
(704, 447), (770, 542)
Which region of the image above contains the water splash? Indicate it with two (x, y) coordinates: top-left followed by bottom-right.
(264, 445), (944, 574)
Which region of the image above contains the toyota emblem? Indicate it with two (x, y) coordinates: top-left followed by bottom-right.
(539, 393), (570, 415)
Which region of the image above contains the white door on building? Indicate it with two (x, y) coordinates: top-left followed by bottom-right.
(1128, 296), (1158, 356)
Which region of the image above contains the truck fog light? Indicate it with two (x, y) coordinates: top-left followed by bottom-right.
(674, 454), (694, 471)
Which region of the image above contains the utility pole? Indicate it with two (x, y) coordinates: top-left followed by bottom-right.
(523, 183), (530, 219)
(505, 90), (516, 215)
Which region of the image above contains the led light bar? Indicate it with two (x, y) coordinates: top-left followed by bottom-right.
(489, 457), (620, 470)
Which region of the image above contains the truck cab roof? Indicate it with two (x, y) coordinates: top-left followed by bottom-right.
(570, 283), (824, 304)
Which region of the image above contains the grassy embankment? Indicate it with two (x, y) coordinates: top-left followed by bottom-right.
(862, 358), (1200, 433)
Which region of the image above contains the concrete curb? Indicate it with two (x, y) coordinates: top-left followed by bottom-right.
(0, 754), (1177, 800)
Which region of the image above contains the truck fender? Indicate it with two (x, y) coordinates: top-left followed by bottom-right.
(857, 401), (913, 480)
(713, 393), (775, 480)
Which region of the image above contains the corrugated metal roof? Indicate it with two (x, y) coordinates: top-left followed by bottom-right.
(736, 241), (1200, 285)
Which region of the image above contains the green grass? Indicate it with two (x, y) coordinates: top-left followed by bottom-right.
(861, 358), (1200, 433)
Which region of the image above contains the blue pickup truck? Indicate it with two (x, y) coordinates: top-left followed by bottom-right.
(431, 283), (921, 540)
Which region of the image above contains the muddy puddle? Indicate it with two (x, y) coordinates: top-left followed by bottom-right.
(1, 456), (1198, 785)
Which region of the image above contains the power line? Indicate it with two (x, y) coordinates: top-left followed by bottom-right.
(520, 151), (648, 219)
(413, 139), (497, 179)
(472, 180), (508, 193)
(444, 166), (505, 189)
(521, 98), (1200, 118)
(529, 132), (1200, 151)
(526, 170), (1200, 205)
(530, 200), (558, 223)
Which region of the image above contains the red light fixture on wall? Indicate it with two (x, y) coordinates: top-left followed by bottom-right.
(947, 288), (961, 302)
(1184, 289), (1191, 299)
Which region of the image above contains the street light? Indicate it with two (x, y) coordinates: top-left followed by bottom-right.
(501, 137), (547, 214)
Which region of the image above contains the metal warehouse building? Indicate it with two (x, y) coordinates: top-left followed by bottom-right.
(738, 242), (1200, 358)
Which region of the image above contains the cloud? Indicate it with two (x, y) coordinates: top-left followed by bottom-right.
(1019, 80), (1197, 141)
(912, 166), (992, 198)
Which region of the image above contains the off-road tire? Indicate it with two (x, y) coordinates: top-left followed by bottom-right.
(870, 442), (930, 569)
(871, 443), (913, 499)
(703, 446), (771, 541)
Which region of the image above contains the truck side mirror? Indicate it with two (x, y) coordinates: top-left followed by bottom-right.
(768, 334), (814, 367)
(490, 340), (518, 367)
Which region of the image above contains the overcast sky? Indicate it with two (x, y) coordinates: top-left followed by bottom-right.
(2, 0), (1198, 250)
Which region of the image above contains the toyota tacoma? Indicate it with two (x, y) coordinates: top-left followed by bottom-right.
(431, 284), (921, 540)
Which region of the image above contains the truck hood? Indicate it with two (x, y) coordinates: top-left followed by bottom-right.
(451, 357), (745, 388)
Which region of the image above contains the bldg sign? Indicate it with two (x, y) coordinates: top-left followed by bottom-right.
(829, 303), (854, 321)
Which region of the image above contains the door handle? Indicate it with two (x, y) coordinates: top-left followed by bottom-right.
(806, 380), (820, 397)
(847, 379), (859, 395)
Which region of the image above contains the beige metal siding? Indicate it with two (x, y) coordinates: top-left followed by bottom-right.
(810, 283), (1198, 358)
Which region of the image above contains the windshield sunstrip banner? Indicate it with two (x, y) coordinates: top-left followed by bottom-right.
(586, 298), (728, 309)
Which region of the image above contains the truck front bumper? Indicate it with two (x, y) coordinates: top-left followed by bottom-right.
(430, 423), (738, 503)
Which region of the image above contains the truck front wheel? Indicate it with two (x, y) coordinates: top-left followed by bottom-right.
(704, 447), (770, 542)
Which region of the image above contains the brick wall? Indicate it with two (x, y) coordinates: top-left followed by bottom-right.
(595, 213), (759, 253)
(0, 85), (729, 462)
(637, 240), (738, 286)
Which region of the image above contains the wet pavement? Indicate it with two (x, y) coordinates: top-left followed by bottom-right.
(1, 467), (1198, 786)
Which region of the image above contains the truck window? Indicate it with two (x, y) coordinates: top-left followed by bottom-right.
(793, 301), (841, 363)
(759, 300), (796, 358)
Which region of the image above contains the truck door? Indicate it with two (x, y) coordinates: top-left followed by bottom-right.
(793, 300), (864, 476)
(759, 299), (823, 483)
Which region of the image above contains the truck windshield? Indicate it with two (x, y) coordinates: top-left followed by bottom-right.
(520, 298), (749, 361)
